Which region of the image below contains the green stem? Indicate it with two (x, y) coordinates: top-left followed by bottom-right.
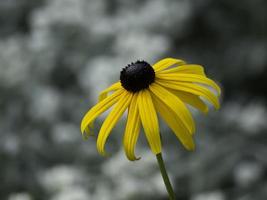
(156, 153), (175, 200)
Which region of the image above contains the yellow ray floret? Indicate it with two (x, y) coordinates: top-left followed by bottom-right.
(81, 89), (123, 137)
(97, 91), (133, 156)
(98, 81), (122, 102)
(156, 80), (220, 109)
(123, 94), (141, 161)
(138, 90), (161, 154)
(158, 64), (206, 76)
(170, 90), (209, 114)
(156, 73), (221, 95)
(152, 58), (186, 72)
(152, 95), (195, 151)
(149, 83), (195, 135)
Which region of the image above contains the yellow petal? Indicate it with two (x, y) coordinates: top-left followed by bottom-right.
(98, 82), (122, 102)
(156, 73), (221, 95)
(152, 58), (186, 72)
(97, 91), (132, 156)
(80, 89), (123, 137)
(171, 90), (209, 114)
(149, 83), (195, 134)
(157, 80), (220, 109)
(137, 90), (161, 154)
(158, 64), (206, 76)
(153, 96), (195, 151)
(123, 94), (141, 161)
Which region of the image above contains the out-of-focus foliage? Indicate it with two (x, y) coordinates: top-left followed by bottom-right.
(0, 0), (266, 200)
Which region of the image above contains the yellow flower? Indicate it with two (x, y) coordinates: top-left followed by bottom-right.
(81, 58), (220, 161)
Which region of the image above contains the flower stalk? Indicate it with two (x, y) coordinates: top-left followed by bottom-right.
(156, 153), (175, 200)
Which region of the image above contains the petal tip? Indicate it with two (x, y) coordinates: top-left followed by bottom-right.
(128, 156), (141, 161)
(98, 149), (111, 157)
(184, 141), (195, 151)
(187, 145), (196, 151)
(204, 110), (209, 114)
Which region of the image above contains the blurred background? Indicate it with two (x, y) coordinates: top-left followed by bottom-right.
(0, 0), (267, 199)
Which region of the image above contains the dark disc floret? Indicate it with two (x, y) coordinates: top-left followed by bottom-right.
(120, 60), (155, 92)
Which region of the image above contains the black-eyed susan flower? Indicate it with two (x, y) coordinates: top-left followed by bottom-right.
(81, 58), (221, 199)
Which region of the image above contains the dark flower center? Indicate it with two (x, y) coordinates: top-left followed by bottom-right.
(120, 60), (155, 92)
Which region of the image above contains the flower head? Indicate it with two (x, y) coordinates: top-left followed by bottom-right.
(81, 58), (221, 161)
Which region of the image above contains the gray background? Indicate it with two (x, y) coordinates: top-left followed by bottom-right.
(0, 0), (267, 200)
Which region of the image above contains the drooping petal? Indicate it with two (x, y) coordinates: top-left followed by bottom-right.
(156, 73), (221, 95)
(152, 95), (195, 151)
(98, 82), (122, 102)
(158, 64), (206, 76)
(138, 90), (161, 154)
(149, 83), (195, 134)
(81, 89), (124, 137)
(157, 80), (220, 109)
(123, 94), (141, 161)
(170, 90), (209, 114)
(152, 58), (186, 72)
(97, 91), (133, 156)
